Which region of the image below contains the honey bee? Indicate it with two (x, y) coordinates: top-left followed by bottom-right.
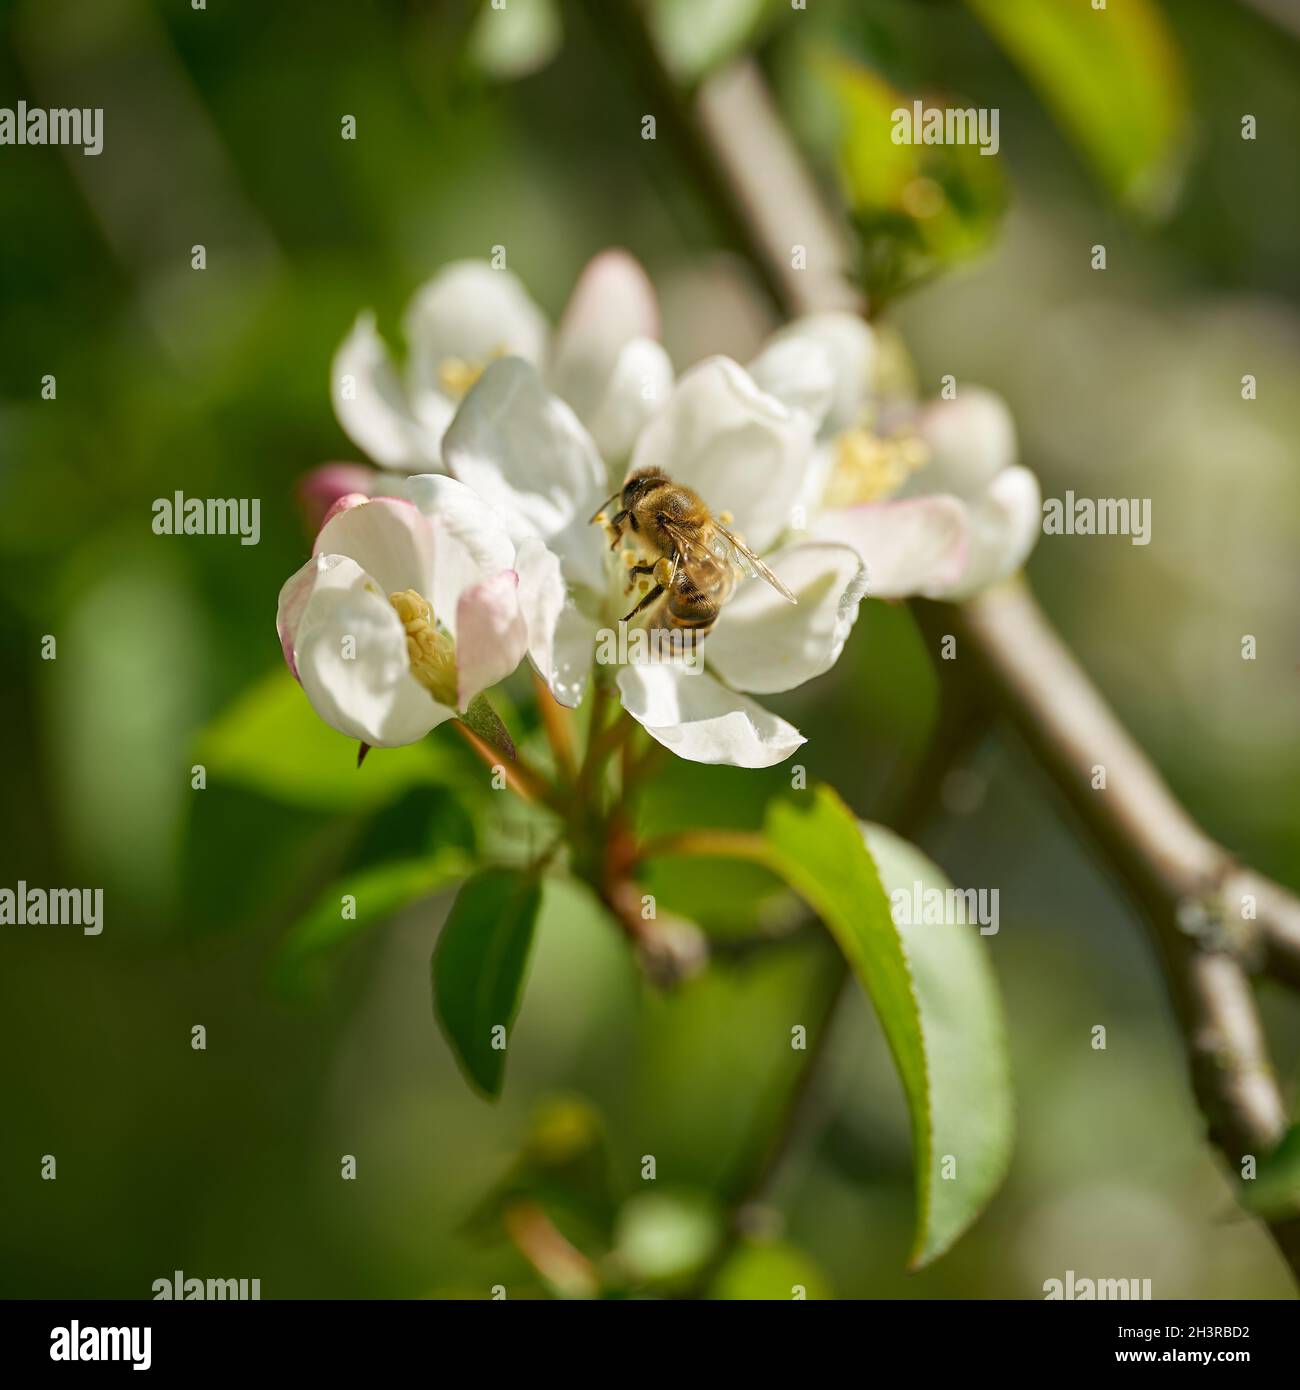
(590, 466), (797, 634)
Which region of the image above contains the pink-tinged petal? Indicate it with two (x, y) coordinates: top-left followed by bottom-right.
(387, 474), (517, 639)
(454, 569), (528, 709)
(514, 536), (598, 708)
(707, 541), (868, 695)
(811, 495), (970, 599)
(442, 357), (605, 544)
(276, 555), (321, 683)
(313, 495), (436, 601)
(317, 490), (372, 531)
(288, 555), (451, 746)
(943, 465), (1042, 600)
(627, 357), (813, 554)
(616, 665), (805, 769)
(297, 464), (379, 531)
(332, 313), (442, 469)
(905, 387), (1016, 501)
(550, 249), (662, 423)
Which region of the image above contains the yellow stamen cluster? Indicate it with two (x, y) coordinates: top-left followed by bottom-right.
(824, 427), (929, 508)
(437, 345), (509, 400)
(389, 589), (457, 706)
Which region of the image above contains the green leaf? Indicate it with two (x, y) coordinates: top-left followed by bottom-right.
(432, 868), (542, 1099)
(762, 787), (1012, 1268)
(277, 850), (471, 990)
(458, 692), (517, 763)
(197, 666), (454, 812)
(964, 0), (1189, 217)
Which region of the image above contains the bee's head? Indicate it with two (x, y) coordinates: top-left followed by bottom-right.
(620, 466), (669, 509)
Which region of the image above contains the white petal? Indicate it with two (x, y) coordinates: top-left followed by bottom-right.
(404, 261), (549, 398)
(408, 387), (457, 452)
(706, 542), (867, 695)
(616, 665), (805, 769)
(626, 357), (814, 553)
(292, 555), (451, 747)
(811, 494), (970, 599)
(746, 335), (834, 433)
(582, 337), (674, 461)
(332, 313), (442, 469)
(313, 495), (437, 602)
(903, 387), (1016, 501)
(455, 569), (528, 709)
(442, 356), (606, 544)
(942, 465), (1042, 600)
(753, 313), (875, 437)
(549, 248), (662, 425)
(383, 473), (516, 637)
(790, 440), (837, 533)
(276, 555), (320, 683)
(514, 537), (598, 708)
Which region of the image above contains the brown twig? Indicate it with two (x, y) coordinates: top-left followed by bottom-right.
(586, 2), (1300, 1281)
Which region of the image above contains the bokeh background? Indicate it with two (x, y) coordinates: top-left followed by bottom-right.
(2, 0), (1298, 1298)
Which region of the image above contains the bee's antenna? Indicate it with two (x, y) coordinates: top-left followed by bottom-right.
(589, 490), (621, 524)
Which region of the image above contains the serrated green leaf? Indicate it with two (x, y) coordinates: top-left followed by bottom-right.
(459, 692), (517, 763)
(965, 0), (1189, 217)
(762, 786), (1012, 1267)
(197, 666), (454, 812)
(432, 868), (542, 1099)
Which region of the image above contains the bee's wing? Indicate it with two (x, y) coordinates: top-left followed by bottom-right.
(659, 520), (715, 580)
(714, 522), (798, 604)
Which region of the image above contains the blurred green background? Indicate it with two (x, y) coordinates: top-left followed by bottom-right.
(2, 0), (1298, 1298)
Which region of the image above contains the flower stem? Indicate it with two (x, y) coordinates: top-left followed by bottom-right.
(452, 719), (561, 809)
(531, 668), (578, 781)
(636, 827), (770, 866)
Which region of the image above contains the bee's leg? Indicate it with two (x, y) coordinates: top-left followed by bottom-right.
(607, 509), (629, 550)
(621, 584), (665, 623)
(622, 560), (656, 595)
(624, 561), (656, 592)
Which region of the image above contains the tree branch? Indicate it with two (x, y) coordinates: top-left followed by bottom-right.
(584, 1), (1300, 1281)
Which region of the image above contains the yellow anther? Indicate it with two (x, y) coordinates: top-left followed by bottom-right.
(437, 357), (486, 399)
(621, 549), (638, 569)
(437, 345), (509, 400)
(718, 510), (734, 525)
(824, 427), (929, 508)
(389, 589), (457, 706)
